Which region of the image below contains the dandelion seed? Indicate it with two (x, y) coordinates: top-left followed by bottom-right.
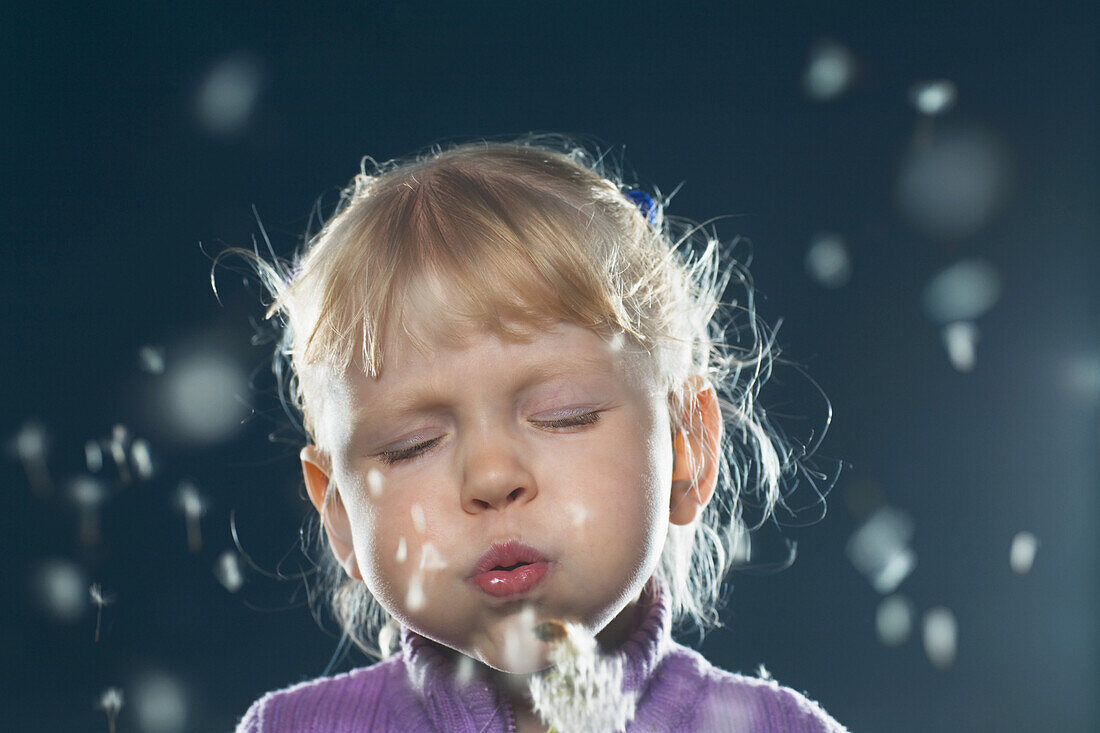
(395, 536), (408, 564)
(377, 620), (399, 659)
(32, 559), (86, 623)
(68, 476), (109, 546)
(922, 607), (957, 669)
(406, 572), (425, 611)
(846, 506), (917, 594)
(97, 687), (124, 733)
(566, 502), (589, 527)
(161, 349), (250, 444)
(367, 468), (385, 498)
(501, 605), (541, 673)
(214, 550), (244, 592)
(942, 322), (981, 373)
(909, 80), (957, 116)
(419, 542), (448, 571)
(131, 670), (187, 733)
(89, 583), (115, 642)
(410, 504), (426, 534)
(802, 40), (856, 101)
(529, 617), (639, 732)
(804, 232), (852, 289)
(139, 345), (166, 374)
(130, 439), (154, 480)
(108, 425), (131, 484)
(196, 53), (265, 136)
(12, 419), (52, 496)
(922, 259), (1002, 324)
(453, 654), (477, 687)
(1010, 531), (1039, 575)
(876, 594), (914, 647)
(176, 481), (206, 553)
(756, 664), (773, 681)
(85, 440), (104, 473)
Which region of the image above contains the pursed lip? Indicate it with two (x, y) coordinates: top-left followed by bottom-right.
(468, 540), (550, 578)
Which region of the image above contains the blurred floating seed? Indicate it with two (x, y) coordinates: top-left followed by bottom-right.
(89, 583), (115, 643)
(97, 687), (124, 733)
(922, 259), (1002, 323)
(1010, 531), (1039, 575)
(453, 653), (476, 687)
(876, 594), (915, 647)
(175, 480), (207, 553)
(847, 506), (917, 594)
(68, 476), (109, 546)
(418, 542), (448, 572)
(12, 419), (51, 496)
(214, 550), (244, 592)
(161, 349), (250, 445)
(897, 124), (1012, 240)
(196, 53), (265, 136)
(1063, 354), (1100, 402)
(108, 425), (131, 484)
(139, 345), (166, 375)
(909, 80), (957, 116)
(755, 664), (773, 681)
(395, 536), (408, 564)
(131, 671), (188, 733)
(32, 558), (87, 623)
(85, 440), (104, 473)
(406, 572), (425, 611)
(130, 438), (154, 480)
(804, 232), (853, 288)
(410, 504), (426, 534)
(922, 607), (958, 669)
(367, 468), (385, 498)
(942, 321), (981, 373)
(377, 620), (399, 659)
(567, 502), (590, 527)
(501, 605), (541, 673)
(802, 40), (857, 101)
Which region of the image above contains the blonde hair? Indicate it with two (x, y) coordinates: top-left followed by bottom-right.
(239, 137), (805, 659)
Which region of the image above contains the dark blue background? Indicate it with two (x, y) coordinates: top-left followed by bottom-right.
(3, 1), (1096, 730)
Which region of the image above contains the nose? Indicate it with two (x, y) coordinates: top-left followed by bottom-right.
(460, 432), (538, 513)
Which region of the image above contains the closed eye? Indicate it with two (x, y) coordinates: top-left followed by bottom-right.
(532, 412), (601, 429)
(379, 437), (442, 465)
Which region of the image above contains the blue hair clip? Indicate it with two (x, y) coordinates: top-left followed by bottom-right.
(623, 189), (658, 226)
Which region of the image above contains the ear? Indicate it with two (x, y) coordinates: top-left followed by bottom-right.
(301, 445), (362, 580)
(669, 380), (723, 526)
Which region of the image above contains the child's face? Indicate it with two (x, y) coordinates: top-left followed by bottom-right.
(306, 318), (676, 673)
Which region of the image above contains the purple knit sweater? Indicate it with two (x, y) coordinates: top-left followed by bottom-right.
(236, 581), (845, 732)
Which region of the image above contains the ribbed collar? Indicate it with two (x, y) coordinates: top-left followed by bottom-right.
(399, 577), (672, 726)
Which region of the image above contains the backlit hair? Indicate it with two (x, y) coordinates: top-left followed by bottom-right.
(242, 137), (801, 659)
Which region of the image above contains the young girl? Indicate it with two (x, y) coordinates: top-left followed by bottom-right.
(234, 139), (845, 732)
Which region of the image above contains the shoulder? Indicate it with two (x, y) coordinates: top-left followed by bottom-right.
(657, 644), (846, 733)
(235, 655), (415, 733)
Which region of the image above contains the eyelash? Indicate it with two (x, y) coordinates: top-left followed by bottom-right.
(377, 412), (601, 465)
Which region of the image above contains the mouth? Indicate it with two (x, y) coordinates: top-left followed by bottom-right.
(469, 540), (552, 599)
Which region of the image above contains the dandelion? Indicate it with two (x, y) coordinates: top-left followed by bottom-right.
(176, 480), (206, 552)
(89, 583), (115, 642)
(395, 536), (408, 564)
(529, 618), (639, 732)
(97, 687), (124, 733)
